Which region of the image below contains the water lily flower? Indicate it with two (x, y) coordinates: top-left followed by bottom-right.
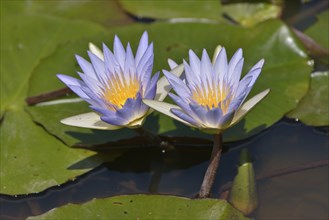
(57, 31), (183, 130)
(143, 46), (270, 134)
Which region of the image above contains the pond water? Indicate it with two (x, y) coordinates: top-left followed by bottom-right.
(1, 117), (328, 220)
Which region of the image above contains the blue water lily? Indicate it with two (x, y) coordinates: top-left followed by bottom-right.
(144, 46), (270, 134)
(57, 32), (183, 130)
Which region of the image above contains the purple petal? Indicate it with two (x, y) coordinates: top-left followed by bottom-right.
(227, 94), (245, 113)
(75, 55), (97, 80)
(213, 47), (228, 89)
(144, 72), (159, 99)
(57, 74), (93, 101)
(57, 74), (85, 87)
(78, 72), (104, 95)
(204, 107), (223, 128)
(236, 67), (262, 101)
(103, 43), (118, 76)
(190, 102), (209, 123)
(135, 31), (149, 65)
(168, 92), (191, 113)
(137, 43), (153, 81)
(87, 51), (107, 85)
(201, 49), (212, 80)
(184, 60), (200, 90)
(250, 59), (265, 71)
(113, 35), (126, 71)
(101, 115), (128, 126)
(124, 43), (136, 81)
(217, 110), (235, 129)
(171, 108), (200, 127)
(79, 86), (108, 109)
(228, 48), (243, 77)
(90, 106), (116, 118)
(117, 93), (147, 122)
(188, 50), (201, 76)
(162, 70), (191, 99)
(229, 58), (244, 94)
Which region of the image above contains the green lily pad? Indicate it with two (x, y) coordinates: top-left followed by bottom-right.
(118, 0), (223, 21)
(27, 101), (136, 146)
(0, 109), (101, 195)
(0, 13), (120, 195)
(27, 19), (311, 145)
(305, 10), (329, 51)
(222, 3), (281, 27)
(27, 194), (249, 220)
(1, 0), (132, 27)
(0, 14), (106, 117)
(288, 71), (329, 126)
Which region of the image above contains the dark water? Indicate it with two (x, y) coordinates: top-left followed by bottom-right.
(1, 118), (328, 220)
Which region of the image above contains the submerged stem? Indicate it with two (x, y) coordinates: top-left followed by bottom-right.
(134, 127), (175, 150)
(198, 133), (223, 198)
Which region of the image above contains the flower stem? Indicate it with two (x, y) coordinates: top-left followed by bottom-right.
(134, 127), (175, 150)
(198, 133), (223, 198)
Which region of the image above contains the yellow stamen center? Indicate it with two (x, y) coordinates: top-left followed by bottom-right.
(192, 84), (231, 113)
(103, 75), (140, 109)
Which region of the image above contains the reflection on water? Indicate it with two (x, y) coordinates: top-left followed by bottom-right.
(0, 118), (328, 220)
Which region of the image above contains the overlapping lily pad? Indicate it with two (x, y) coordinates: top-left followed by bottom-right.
(27, 20), (312, 145)
(1, 0), (132, 27)
(288, 71), (329, 126)
(0, 109), (101, 195)
(305, 10), (329, 51)
(0, 14), (106, 117)
(222, 3), (281, 27)
(27, 194), (249, 220)
(118, 0), (223, 21)
(0, 13), (112, 195)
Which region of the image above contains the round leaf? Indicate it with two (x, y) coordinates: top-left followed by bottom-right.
(27, 194), (249, 220)
(0, 109), (100, 195)
(288, 71), (329, 126)
(118, 0), (223, 21)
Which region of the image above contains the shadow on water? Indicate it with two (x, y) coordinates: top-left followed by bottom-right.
(0, 118), (328, 220)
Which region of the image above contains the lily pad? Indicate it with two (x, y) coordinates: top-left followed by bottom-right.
(305, 10), (329, 51)
(0, 109), (101, 195)
(0, 14), (106, 117)
(27, 19), (311, 145)
(222, 3), (281, 27)
(27, 101), (136, 147)
(1, 0), (132, 27)
(288, 71), (329, 126)
(118, 0), (223, 21)
(27, 194), (249, 220)
(0, 13), (117, 195)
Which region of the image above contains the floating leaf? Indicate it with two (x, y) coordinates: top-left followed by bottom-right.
(0, 109), (101, 195)
(1, 0), (132, 27)
(288, 71), (329, 126)
(27, 102), (136, 146)
(0, 13), (117, 195)
(229, 149), (258, 215)
(27, 194), (249, 220)
(118, 0), (223, 21)
(0, 13), (106, 117)
(305, 10), (329, 51)
(27, 20), (312, 145)
(222, 3), (281, 27)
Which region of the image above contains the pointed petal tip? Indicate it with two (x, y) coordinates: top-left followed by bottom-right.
(142, 30), (149, 38)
